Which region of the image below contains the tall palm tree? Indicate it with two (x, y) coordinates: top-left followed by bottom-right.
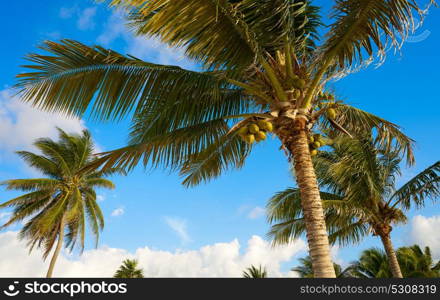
(292, 256), (353, 278)
(114, 259), (144, 278)
(242, 265), (267, 278)
(350, 245), (440, 278)
(0, 129), (119, 278)
(267, 134), (440, 278)
(15, 0), (431, 277)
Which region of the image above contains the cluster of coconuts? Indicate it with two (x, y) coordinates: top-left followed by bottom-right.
(238, 120), (274, 144)
(316, 91), (338, 120)
(308, 134), (326, 156)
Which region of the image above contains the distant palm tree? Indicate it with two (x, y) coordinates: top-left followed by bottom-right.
(398, 245), (440, 278)
(15, 0), (429, 277)
(267, 134), (440, 278)
(0, 129), (119, 277)
(349, 248), (392, 278)
(242, 265), (267, 278)
(292, 256), (353, 278)
(350, 245), (440, 278)
(114, 259), (144, 278)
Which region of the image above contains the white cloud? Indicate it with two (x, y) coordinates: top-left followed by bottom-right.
(164, 217), (191, 244)
(0, 231), (306, 277)
(0, 212), (11, 223)
(77, 7), (97, 31)
(0, 89), (85, 155)
(409, 215), (440, 259)
(96, 11), (195, 69)
(247, 207), (266, 220)
(97, 195), (105, 202)
(111, 207), (125, 217)
(59, 6), (76, 19)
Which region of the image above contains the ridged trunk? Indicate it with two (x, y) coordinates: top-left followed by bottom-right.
(380, 233), (403, 278)
(286, 118), (336, 278)
(46, 217), (66, 278)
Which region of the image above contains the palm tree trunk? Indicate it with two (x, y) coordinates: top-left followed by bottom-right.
(379, 233), (403, 278)
(287, 118), (336, 278)
(46, 216), (66, 278)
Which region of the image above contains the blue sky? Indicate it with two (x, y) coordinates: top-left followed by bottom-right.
(0, 0), (439, 277)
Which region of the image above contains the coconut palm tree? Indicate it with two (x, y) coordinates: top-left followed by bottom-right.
(267, 134), (440, 278)
(15, 0), (431, 277)
(114, 259), (144, 278)
(398, 245), (440, 278)
(242, 265), (267, 278)
(0, 129), (119, 278)
(350, 245), (440, 278)
(292, 256), (353, 278)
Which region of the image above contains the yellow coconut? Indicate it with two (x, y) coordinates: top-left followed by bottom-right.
(257, 120), (273, 132)
(248, 124), (260, 134)
(256, 131), (267, 141)
(327, 108), (337, 120)
(244, 134), (255, 144)
(310, 150), (318, 156)
(313, 141), (321, 149)
(237, 126), (249, 136)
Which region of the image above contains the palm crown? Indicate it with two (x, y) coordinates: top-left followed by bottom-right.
(14, 0), (433, 277)
(351, 245), (440, 278)
(0, 129), (119, 277)
(114, 259), (144, 278)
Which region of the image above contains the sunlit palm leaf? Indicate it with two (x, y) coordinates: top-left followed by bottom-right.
(390, 161), (440, 209)
(16, 40), (230, 121)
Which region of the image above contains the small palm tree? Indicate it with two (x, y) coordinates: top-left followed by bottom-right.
(398, 245), (440, 278)
(292, 256), (353, 278)
(349, 248), (392, 278)
(15, 0), (431, 277)
(267, 134), (440, 277)
(114, 259), (144, 278)
(242, 265), (267, 278)
(350, 245), (440, 278)
(0, 129), (119, 277)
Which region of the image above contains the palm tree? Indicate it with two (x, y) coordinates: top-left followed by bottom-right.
(398, 245), (440, 278)
(349, 248), (392, 278)
(267, 134), (440, 278)
(114, 259), (144, 278)
(350, 245), (440, 278)
(292, 256), (353, 278)
(15, 0), (431, 277)
(0, 129), (119, 278)
(242, 265), (267, 278)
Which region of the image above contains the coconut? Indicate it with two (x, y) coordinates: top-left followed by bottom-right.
(310, 150), (318, 156)
(257, 120), (273, 132)
(294, 78), (306, 89)
(313, 141), (321, 149)
(237, 126), (249, 136)
(309, 136), (315, 143)
(248, 124), (260, 134)
(327, 108), (337, 120)
(244, 134), (255, 144)
(293, 89), (301, 99)
(256, 131), (267, 141)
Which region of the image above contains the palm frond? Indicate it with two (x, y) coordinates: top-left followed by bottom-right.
(390, 161), (440, 209)
(16, 40), (232, 121)
(321, 104), (415, 165)
(317, 0), (434, 74)
(179, 132), (251, 186)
